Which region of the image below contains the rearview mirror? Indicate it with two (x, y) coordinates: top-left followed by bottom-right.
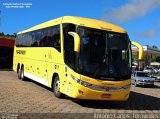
(131, 41), (143, 60)
(68, 32), (80, 52)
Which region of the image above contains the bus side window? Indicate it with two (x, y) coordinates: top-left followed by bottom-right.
(39, 25), (61, 52)
(31, 31), (38, 47)
(52, 34), (60, 50)
(51, 26), (60, 52)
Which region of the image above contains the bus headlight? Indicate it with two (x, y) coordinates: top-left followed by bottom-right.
(71, 75), (92, 87)
(71, 75), (131, 92)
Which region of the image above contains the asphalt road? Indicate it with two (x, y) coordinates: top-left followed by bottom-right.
(0, 71), (160, 119)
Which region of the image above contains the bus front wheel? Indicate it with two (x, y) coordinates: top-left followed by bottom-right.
(53, 76), (63, 98)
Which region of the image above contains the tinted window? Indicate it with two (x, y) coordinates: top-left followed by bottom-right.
(63, 23), (76, 68)
(16, 25), (61, 52)
(137, 72), (148, 77)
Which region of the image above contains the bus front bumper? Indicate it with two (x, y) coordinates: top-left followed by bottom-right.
(70, 84), (130, 101)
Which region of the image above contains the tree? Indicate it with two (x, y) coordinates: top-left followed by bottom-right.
(6, 34), (10, 36)
(155, 56), (160, 62)
(0, 32), (4, 36)
(13, 33), (17, 37)
(152, 45), (158, 49)
(132, 53), (137, 62)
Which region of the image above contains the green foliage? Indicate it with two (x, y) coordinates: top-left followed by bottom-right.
(155, 56), (160, 62)
(0, 32), (4, 36)
(0, 32), (15, 39)
(132, 53), (138, 62)
(152, 45), (158, 49)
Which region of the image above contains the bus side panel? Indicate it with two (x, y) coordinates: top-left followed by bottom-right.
(13, 47), (48, 86)
(45, 48), (65, 89)
(13, 46), (66, 89)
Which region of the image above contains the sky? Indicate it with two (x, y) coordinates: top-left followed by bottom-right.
(0, 0), (160, 48)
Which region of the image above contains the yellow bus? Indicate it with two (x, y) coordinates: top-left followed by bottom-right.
(13, 16), (132, 100)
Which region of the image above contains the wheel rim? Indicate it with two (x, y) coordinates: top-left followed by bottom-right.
(54, 80), (60, 93)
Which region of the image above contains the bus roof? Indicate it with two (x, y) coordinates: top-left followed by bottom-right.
(17, 16), (126, 34)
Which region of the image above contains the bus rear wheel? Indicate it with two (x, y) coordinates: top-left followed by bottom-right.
(18, 65), (25, 81)
(53, 76), (63, 98)
(20, 66), (25, 81)
(18, 67), (21, 79)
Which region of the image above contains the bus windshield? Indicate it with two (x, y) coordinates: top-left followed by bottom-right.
(76, 26), (132, 80)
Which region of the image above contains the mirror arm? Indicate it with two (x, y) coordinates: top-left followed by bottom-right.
(68, 32), (80, 52)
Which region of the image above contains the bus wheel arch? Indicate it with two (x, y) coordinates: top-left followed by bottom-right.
(52, 73), (63, 98)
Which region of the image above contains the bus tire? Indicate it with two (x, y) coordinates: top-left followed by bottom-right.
(20, 66), (25, 81)
(18, 67), (21, 79)
(17, 64), (20, 74)
(53, 76), (63, 98)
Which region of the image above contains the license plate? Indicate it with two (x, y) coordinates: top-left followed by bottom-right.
(101, 94), (112, 98)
